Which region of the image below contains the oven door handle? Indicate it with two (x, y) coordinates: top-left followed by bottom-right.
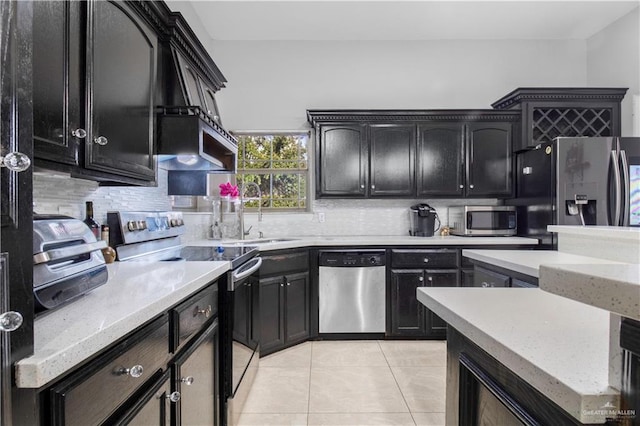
(33, 241), (108, 265)
(233, 257), (263, 281)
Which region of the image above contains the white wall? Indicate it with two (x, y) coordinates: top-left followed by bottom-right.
(587, 7), (640, 136)
(209, 40), (587, 130)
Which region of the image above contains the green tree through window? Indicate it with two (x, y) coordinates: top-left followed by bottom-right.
(235, 133), (308, 210)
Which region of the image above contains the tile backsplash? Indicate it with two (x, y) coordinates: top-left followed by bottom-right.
(33, 170), (498, 240)
(33, 170), (171, 225)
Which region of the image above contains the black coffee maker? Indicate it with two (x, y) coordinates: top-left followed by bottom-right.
(409, 203), (440, 237)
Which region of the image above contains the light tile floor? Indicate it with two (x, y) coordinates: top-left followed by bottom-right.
(238, 340), (446, 426)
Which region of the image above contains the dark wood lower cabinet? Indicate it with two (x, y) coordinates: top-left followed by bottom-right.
(390, 269), (458, 338)
(115, 371), (172, 426)
(260, 272), (310, 356)
(172, 319), (219, 426)
(448, 327), (584, 426)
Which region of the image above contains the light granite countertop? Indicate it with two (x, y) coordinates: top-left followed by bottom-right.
(540, 263), (640, 321)
(417, 287), (618, 424)
(548, 225), (640, 240)
(15, 261), (229, 389)
(190, 235), (538, 251)
(462, 249), (624, 278)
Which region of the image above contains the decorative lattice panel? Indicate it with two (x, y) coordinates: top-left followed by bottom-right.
(532, 108), (612, 144)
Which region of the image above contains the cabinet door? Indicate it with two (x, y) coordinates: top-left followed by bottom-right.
(473, 266), (510, 288)
(174, 320), (219, 426)
(284, 272), (310, 344)
(390, 270), (427, 337)
(317, 125), (367, 197)
(120, 372), (171, 426)
(176, 52), (207, 110)
(86, 0), (156, 181)
(424, 270), (459, 336)
(417, 123), (464, 197)
(32, 0), (81, 166)
(466, 123), (512, 197)
(461, 269), (474, 287)
(369, 124), (415, 196)
(260, 276), (285, 354)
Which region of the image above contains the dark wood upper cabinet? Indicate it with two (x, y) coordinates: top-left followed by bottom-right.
(32, 0), (81, 166)
(316, 124), (367, 197)
(417, 123), (464, 197)
(85, 0), (156, 181)
(370, 124), (416, 197)
(32, 0), (161, 185)
(466, 122), (512, 197)
(492, 87), (627, 152)
(308, 110), (519, 199)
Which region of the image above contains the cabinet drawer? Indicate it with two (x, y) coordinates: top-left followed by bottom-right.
(49, 315), (170, 426)
(391, 249), (459, 268)
(172, 283), (218, 353)
(473, 266), (510, 288)
(260, 249), (309, 277)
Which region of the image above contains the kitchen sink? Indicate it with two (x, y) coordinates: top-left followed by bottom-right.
(221, 238), (299, 246)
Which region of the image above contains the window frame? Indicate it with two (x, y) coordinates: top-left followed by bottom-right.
(233, 131), (311, 212)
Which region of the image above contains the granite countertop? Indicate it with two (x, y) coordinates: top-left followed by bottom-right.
(189, 235), (538, 251)
(540, 263), (640, 321)
(462, 249), (623, 278)
(417, 287), (618, 424)
(15, 261), (229, 389)
(548, 225), (640, 240)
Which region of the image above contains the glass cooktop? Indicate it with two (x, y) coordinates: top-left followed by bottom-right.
(180, 245), (259, 269)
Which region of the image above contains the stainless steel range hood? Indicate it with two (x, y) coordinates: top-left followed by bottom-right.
(157, 106), (237, 172)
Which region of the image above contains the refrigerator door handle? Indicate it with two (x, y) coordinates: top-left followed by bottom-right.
(611, 150), (622, 226)
(620, 150), (630, 226)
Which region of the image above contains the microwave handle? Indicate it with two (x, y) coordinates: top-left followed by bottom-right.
(620, 150), (630, 226)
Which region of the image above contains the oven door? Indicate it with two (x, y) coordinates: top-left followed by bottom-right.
(225, 257), (261, 425)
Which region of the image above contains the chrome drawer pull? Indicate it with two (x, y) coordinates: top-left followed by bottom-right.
(116, 364), (144, 378)
(196, 305), (212, 318)
(423, 258), (429, 263)
(181, 376), (195, 386)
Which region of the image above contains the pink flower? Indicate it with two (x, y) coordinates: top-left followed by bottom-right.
(219, 182), (239, 197)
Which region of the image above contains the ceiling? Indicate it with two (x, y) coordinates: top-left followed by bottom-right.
(172, 1), (640, 41)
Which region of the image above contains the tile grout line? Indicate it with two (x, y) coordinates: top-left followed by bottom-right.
(377, 340), (417, 425)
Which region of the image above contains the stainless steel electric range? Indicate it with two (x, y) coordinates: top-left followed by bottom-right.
(107, 211), (261, 426)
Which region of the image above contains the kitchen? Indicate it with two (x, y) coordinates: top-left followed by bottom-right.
(1, 0), (639, 425)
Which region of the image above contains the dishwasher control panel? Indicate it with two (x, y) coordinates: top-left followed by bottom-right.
(319, 251), (386, 267)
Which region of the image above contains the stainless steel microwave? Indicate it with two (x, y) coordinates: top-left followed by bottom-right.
(448, 206), (517, 236)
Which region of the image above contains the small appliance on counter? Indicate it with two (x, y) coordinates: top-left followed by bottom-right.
(448, 205), (517, 236)
(32, 215), (108, 313)
(409, 203), (440, 237)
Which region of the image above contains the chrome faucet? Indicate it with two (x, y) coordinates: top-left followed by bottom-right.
(240, 182), (263, 239)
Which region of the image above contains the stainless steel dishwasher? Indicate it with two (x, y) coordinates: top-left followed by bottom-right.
(319, 250), (386, 333)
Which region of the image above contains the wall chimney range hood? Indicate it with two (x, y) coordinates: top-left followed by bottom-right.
(156, 11), (237, 173)
(157, 106), (237, 172)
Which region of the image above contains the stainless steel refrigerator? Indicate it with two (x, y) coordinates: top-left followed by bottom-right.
(506, 137), (640, 248)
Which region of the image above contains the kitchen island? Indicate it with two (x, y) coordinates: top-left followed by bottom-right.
(418, 226), (639, 424)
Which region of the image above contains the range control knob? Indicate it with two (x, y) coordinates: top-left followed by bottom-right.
(137, 220), (147, 230)
(127, 221), (138, 231)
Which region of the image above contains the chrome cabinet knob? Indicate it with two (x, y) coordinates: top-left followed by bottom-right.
(0, 152), (31, 172)
(418, 276), (424, 282)
(459, 185), (464, 189)
(481, 282), (490, 288)
(427, 276), (433, 282)
(0, 311), (23, 332)
(371, 185), (375, 189)
(280, 283), (284, 287)
(360, 184), (365, 189)
(469, 184), (474, 189)
(94, 135), (108, 146)
(117, 364), (144, 378)
(181, 376), (195, 386)
(166, 391), (181, 403)
(423, 258), (429, 263)
(71, 128), (87, 139)
(196, 305), (212, 318)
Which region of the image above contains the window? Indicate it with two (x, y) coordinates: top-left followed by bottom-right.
(235, 132), (309, 210)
